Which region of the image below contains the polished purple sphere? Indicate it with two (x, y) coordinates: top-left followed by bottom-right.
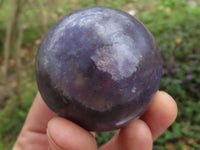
(35, 6), (162, 131)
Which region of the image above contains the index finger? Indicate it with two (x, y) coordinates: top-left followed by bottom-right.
(22, 92), (56, 133)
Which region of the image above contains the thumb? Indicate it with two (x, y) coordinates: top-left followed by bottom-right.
(47, 117), (97, 150)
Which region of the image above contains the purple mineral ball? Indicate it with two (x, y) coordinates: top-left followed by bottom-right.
(35, 6), (162, 132)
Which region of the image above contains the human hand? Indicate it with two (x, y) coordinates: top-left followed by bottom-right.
(13, 91), (177, 150)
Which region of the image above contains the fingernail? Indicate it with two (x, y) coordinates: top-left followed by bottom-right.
(47, 127), (63, 150)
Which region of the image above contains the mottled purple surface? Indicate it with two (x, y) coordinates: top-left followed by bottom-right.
(35, 6), (162, 131)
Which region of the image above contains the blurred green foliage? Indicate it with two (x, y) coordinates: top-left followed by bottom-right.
(0, 0), (200, 149)
(143, 1), (200, 149)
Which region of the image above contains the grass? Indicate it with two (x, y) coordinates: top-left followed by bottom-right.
(0, 0), (200, 149)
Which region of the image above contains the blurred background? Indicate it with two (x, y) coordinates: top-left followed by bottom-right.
(0, 0), (200, 149)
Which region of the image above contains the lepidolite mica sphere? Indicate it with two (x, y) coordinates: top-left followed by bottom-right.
(35, 6), (162, 131)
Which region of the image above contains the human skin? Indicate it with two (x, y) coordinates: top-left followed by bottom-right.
(13, 91), (177, 150)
